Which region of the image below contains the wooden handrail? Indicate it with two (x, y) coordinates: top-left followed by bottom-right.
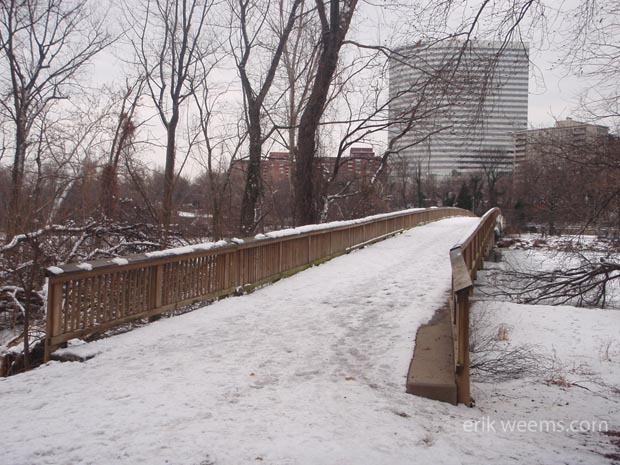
(449, 207), (502, 405)
(43, 207), (476, 360)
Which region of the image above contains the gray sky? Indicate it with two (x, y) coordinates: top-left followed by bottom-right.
(76, 0), (614, 176)
(363, 0), (605, 130)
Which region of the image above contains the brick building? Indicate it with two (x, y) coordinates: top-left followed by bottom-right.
(232, 147), (383, 186)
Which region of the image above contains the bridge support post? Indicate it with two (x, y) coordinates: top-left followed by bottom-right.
(44, 281), (63, 362)
(455, 288), (472, 406)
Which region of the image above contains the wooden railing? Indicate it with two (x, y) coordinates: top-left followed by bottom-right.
(449, 207), (502, 405)
(44, 207), (475, 360)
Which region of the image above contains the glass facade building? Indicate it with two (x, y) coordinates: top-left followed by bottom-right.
(388, 41), (529, 176)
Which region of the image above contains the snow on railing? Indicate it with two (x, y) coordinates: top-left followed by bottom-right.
(43, 207), (475, 360)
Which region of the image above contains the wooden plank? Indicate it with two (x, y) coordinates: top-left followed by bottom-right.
(70, 280), (78, 332)
(44, 282), (64, 361)
(455, 289), (472, 406)
(88, 277), (95, 328)
(152, 264), (163, 309)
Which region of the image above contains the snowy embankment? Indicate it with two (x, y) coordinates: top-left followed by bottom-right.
(469, 300), (620, 464)
(468, 242), (620, 465)
(1, 218), (618, 465)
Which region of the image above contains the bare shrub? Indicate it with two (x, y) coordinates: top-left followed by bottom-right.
(599, 337), (620, 362)
(470, 305), (552, 381)
(486, 240), (620, 308)
(496, 324), (510, 341)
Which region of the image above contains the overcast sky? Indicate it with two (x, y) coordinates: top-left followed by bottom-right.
(520, 0), (600, 129)
(360, 0), (605, 130)
(79, 0), (612, 176)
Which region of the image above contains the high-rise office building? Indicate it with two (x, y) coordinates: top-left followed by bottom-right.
(388, 40), (529, 176)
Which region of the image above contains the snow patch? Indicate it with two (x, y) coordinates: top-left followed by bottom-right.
(193, 240), (228, 251)
(145, 240), (229, 258)
(178, 211), (197, 218)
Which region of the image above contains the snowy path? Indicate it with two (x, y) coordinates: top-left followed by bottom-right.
(1, 217), (480, 465)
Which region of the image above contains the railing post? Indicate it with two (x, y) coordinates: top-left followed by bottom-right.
(235, 249), (242, 287)
(278, 241), (283, 273)
(44, 280), (63, 362)
(150, 264), (164, 310)
(329, 230), (333, 255)
(224, 252), (230, 289)
(455, 288), (472, 406)
(450, 245), (476, 406)
(239, 248), (245, 286)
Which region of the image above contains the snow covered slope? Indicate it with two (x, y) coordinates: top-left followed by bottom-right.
(2, 217), (616, 465)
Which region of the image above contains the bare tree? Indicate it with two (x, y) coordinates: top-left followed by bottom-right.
(126, 0), (215, 241)
(272, 0), (320, 215)
(230, 0), (303, 235)
(390, 155), (412, 209)
(514, 131), (619, 233)
(479, 148), (512, 208)
(0, 0), (112, 238)
(293, 0), (358, 225)
(291, 0), (542, 225)
(99, 79), (144, 221)
(191, 67), (246, 239)
(561, 1), (620, 123)
(468, 172), (484, 214)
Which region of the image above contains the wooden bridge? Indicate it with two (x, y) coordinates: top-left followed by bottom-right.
(44, 206), (500, 405)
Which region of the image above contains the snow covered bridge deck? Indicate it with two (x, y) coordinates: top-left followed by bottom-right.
(2, 217), (482, 464)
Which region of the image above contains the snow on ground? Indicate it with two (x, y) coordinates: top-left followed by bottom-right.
(469, 300), (620, 464)
(1, 218), (619, 465)
(469, 242), (620, 465)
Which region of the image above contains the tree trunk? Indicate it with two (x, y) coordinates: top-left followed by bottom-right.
(99, 164), (119, 221)
(209, 174), (223, 240)
(293, 0), (357, 226)
(240, 107), (262, 236)
(7, 119), (28, 239)
(162, 123), (177, 243)
(293, 40), (340, 225)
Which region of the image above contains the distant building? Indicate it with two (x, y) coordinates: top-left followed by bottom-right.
(262, 152), (290, 185)
(231, 148), (382, 186)
(318, 147), (382, 180)
(231, 152), (290, 186)
(388, 40), (529, 176)
(513, 118), (610, 167)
